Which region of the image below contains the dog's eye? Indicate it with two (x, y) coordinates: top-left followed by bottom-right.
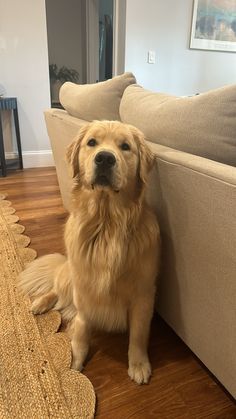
(121, 142), (130, 151)
(87, 138), (97, 147)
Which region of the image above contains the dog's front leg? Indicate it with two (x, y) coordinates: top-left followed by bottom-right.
(71, 311), (90, 371)
(128, 294), (154, 384)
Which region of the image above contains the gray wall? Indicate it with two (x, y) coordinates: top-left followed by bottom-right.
(125, 0), (236, 95)
(46, 0), (85, 84)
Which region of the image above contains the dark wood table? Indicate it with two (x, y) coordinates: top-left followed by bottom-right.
(0, 97), (23, 176)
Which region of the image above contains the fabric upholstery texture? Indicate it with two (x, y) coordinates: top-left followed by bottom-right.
(120, 84), (236, 166)
(147, 142), (236, 398)
(60, 72), (136, 122)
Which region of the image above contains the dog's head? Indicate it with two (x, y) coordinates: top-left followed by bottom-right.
(67, 121), (155, 197)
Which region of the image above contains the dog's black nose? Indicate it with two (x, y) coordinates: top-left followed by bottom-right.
(95, 151), (116, 168)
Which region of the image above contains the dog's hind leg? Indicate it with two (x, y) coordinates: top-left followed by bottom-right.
(31, 291), (58, 315)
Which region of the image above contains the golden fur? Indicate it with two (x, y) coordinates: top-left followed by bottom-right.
(19, 120), (160, 384)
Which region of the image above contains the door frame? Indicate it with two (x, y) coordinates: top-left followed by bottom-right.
(113, 0), (126, 76)
(86, 0), (126, 83)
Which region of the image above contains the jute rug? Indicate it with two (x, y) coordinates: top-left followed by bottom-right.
(0, 194), (96, 418)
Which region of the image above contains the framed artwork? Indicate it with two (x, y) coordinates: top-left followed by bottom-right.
(190, 0), (236, 52)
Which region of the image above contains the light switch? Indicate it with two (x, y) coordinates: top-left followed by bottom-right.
(148, 50), (156, 64)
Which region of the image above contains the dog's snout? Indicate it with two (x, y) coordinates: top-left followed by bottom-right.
(95, 151), (116, 168)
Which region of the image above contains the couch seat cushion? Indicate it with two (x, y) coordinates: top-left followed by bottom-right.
(120, 84), (236, 166)
(60, 73), (136, 122)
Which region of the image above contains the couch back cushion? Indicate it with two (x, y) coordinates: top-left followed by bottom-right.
(60, 72), (136, 122)
(120, 84), (236, 166)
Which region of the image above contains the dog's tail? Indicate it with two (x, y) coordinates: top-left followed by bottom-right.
(18, 253), (76, 322)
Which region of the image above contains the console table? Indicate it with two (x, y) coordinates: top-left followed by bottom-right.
(0, 97), (23, 176)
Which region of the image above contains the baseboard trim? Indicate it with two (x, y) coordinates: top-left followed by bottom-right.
(22, 150), (55, 168)
(5, 150), (55, 168)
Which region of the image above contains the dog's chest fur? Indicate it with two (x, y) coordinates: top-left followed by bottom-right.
(65, 212), (131, 330)
(64, 190), (158, 331)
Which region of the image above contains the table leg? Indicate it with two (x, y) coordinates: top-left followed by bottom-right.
(13, 105), (23, 170)
(0, 113), (7, 177)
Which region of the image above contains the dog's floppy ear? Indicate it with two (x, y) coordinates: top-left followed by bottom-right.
(66, 124), (90, 178)
(138, 137), (155, 185)
(129, 125), (155, 185)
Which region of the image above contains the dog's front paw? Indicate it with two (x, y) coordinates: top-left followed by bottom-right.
(128, 359), (151, 385)
(71, 356), (84, 372)
(71, 341), (87, 372)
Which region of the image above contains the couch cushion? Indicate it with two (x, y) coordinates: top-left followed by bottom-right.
(60, 73), (136, 122)
(120, 84), (236, 166)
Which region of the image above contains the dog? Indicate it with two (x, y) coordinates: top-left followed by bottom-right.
(19, 120), (160, 384)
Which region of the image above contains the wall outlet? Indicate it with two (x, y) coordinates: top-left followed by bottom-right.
(148, 50), (156, 64)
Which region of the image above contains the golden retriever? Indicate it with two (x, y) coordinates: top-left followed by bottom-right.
(19, 120), (160, 384)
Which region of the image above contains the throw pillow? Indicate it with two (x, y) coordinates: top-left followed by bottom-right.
(60, 72), (136, 122)
(120, 84), (236, 166)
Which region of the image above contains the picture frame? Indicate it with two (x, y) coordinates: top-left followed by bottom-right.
(190, 0), (236, 52)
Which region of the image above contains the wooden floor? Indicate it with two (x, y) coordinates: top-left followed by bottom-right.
(0, 167), (235, 419)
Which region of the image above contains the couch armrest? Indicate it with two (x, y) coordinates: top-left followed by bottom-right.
(149, 142), (236, 185)
(44, 109), (88, 210)
(147, 143), (236, 397)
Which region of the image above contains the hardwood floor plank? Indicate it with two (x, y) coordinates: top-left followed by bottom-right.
(1, 167), (235, 418)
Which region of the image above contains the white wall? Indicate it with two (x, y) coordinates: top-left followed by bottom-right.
(0, 0), (52, 166)
(125, 0), (236, 95)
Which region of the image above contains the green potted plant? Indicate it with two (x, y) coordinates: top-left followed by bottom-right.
(49, 64), (79, 103)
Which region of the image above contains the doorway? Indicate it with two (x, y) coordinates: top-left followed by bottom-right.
(45, 0), (126, 106)
(99, 0), (113, 81)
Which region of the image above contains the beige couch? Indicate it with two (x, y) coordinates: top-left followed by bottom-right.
(44, 73), (236, 398)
